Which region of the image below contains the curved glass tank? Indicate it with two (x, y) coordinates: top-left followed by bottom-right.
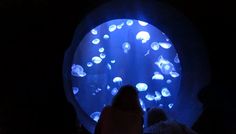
(71, 19), (182, 123)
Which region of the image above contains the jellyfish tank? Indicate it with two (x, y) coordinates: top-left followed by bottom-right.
(63, 1), (210, 133)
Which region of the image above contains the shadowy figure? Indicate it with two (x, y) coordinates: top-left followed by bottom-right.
(144, 108), (197, 134)
(94, 85), (143, 134)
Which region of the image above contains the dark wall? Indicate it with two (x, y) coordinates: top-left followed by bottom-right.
(1, 0), (235, 134)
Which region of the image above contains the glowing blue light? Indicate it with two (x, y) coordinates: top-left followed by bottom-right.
(72, 87), (79, 95)
(91, 29), (98, 35)
(100, 53), (106, 59)
(99, 47), (105, 53)
(111, 88), (118, 96)
(152, 72), (164, 80)
(69, 19), (182, 129)
(159, 42), (172, 49)
(113, 77), (123, 83)
(151, 42), (160, 51)
(92, 56), (102, 64)
(138, 20), (148, 26)
(103, 34), (109, 39)
(109, 25), (116, 32)
(107, 63), (111, 70)
(110, 60), (115, 64)
(87, 62), (93, 67)
(71, 64), (86, 77)
(154, 91), (162, 101)
(139, 99), (146, 111)
(166, 38), (170, 41)
(126, 20), (133, 26)
(117, 23), (124, 29)
(145, 94), (155, 101)
(166, 79), (172, 84)
(155, 56), (175, 75)
(90, 112), (101, 122)
(136, 83), (148, 92)
(136, 31), (150, 43)
(174, 54), (180, 63)
(161, 88), (171, 97)
(122, 42), (131, 53)
(92, 38), (100, 45)
(170, 71), (180, 78)
(168, 103), (174, 109)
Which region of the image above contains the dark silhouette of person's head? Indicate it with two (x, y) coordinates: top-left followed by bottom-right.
(112, 85), (143, 114)
(147, 108), (168, 127)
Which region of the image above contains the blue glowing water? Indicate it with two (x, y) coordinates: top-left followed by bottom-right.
(71, 19), (181, 123)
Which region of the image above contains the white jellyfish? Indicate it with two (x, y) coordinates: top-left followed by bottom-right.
(106, 85), (110, 90)
(103, 34), (109, 39)
(99, 47), (105, 53)
(136, 31), (150, 43)
(155, 56), (175, 75)
(144, 50), (150, 56)
(117, 22), (124, 29)
(136, 83), (148, 92)
(151, 42), (160, 51)
(87, 62), (93, 67)
(72, 87), (79, 95)
(159, 42), (172, 49)
(92, 56), (102, 64)
(138, 20), (148, 26)
(152, 72), (164, 80)
(90, 112), (101, 122)
(107, 63), (112, 70)
(159, 104), (164, 107)
(154, 91), (162, 101)
(111, 88), (118, 96)
(145, 94), (155, 101)
(168, 103), (174, 109)
(92, 38), (100, 45)
(170, 71), (180, 78)
(126, 20), (133, 26)
(166, 79), (172, 84)
(97, 88), (102, 91)
(71, 64), (86, 77)
(111, 60), (116, 64)
(139, 99), (146, 111)
(122, 42), (131, 53)
(161, 88), (171, 97)
(109, 24), (116, 32)
(91, 29), (98, 35)
(100, 53), (106, 59)
(174, 54), (180, 63)
(166, 38), (170, 41)
(113, 77), (123, 83)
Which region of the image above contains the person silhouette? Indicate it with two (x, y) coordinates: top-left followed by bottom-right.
(144, 107), (197, 134)
(94, 85), (143, 134)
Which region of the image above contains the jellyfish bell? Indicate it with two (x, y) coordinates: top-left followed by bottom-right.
(138, 20), (148, 26)
(90, 112), (101, 122)
(109, 24), (117, 32)
(92, 56), (102, 64)
(136, 31), (150, 43)
(159, 42), (172, 49)
(126, 19), (133, 26)
(151, 42), (160, 51)
(136, 83), (148, 92)
(161, 88), (171, 97)
(92, 38), (100, 45)
(71, 64), (86, 77)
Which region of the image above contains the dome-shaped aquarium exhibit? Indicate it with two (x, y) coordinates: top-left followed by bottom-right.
(63, 0), (210, 133)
